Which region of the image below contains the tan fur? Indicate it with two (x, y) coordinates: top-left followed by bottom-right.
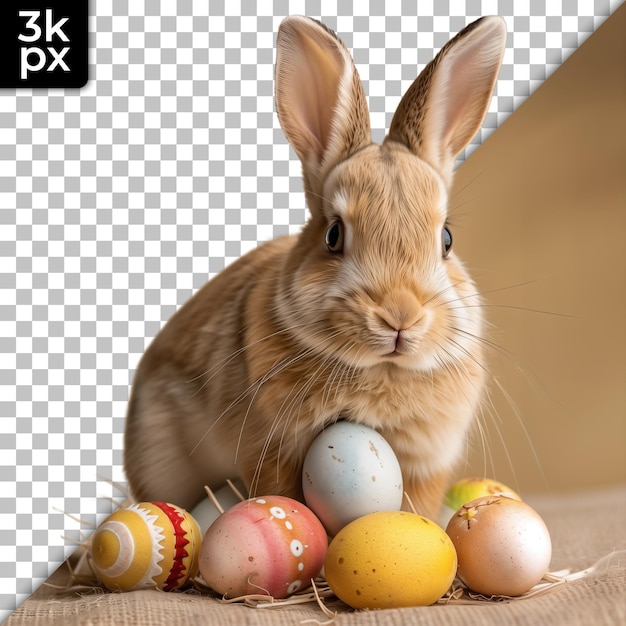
(124, 16), (507, 521)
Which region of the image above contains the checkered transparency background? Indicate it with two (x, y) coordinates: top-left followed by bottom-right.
(0, 0), (621, 618)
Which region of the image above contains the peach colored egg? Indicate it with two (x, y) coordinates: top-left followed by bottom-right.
(446, 495), (552, 596)
(198, 496), (327, 598)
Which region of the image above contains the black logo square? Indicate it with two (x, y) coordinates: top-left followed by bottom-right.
(0, 1), (88, 88)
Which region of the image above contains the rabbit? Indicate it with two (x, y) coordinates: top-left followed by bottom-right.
(124, 15), (507, 521)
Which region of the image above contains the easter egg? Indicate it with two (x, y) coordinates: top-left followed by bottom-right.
(441, 477), (521, 525)
(302, 421), (403, 536)
(325, 511), (457, 609)
(446, 495), (552, 596)
(91, 502), (202, 591)
(199, 495), (328, 598)
(190, 480), (247, 534)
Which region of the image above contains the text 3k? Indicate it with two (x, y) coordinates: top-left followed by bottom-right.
(18, 9), (71, 79)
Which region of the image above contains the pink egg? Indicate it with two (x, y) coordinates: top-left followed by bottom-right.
(198, 496), (328, 598)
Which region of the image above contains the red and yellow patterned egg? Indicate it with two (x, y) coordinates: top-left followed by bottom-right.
(91, 502), (202, 591)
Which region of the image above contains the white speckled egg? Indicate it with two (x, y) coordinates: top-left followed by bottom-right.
(190, 480), (247, 534)
(302, 421), (403, 536)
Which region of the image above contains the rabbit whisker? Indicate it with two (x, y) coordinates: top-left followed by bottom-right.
(251, 329), (356, 492)
(189, 329), (323, 458)
(448, 325), (548, 489)
(456, 302), (576, 319)
(235, 324), (349, 490)
(188, 320), (317, 394)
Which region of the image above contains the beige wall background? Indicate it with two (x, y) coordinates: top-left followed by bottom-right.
(449, 5), (626, 495)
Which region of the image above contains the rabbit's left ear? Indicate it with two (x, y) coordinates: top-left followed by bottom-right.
(387, 16), (507, 186)
(275, 16), (371, 207)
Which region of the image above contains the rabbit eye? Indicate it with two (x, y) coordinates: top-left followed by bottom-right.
(442, 225), (453, 258)
(326, 219), (344, 253)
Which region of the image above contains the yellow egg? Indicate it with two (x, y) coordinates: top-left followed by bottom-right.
(91, 502), (202, 591)
(440, 477), (521, 526)
(324, 511), (457, 609)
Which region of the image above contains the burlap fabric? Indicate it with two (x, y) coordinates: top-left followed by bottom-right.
(5, 485), (625, 626)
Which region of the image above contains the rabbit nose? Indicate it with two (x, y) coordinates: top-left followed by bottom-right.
(375, 289), (424, 331)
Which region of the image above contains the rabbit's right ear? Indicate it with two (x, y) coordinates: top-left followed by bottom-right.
(275, 16), (371, 209)
(387, 16), (507, 188)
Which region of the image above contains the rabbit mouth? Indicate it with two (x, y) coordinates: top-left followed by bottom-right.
(379, 340), (432, 366)
(387, 330), (411, 356)
(337, 325), (439, 371)
(369, 304), (434, 360)
(371, 327), (414, 358)
(313, 293), (441, 369)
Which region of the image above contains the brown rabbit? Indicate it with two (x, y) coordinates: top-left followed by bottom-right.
(124, 15), (507, 520)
